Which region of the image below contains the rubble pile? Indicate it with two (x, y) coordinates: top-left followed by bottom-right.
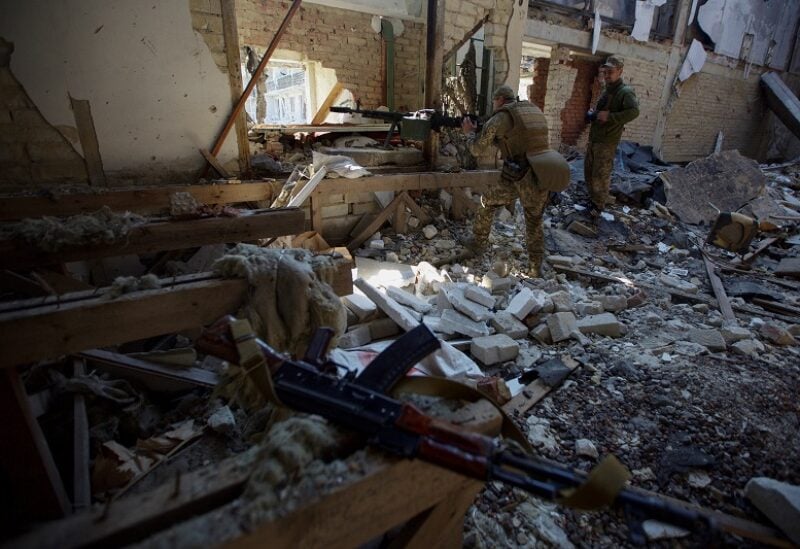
(341, 152), (800, 545)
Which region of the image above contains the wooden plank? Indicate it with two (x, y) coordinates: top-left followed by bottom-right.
(503, 356), (580, 417)
(703, 255), (737, 326)
(229, 458), (479, 549)
(69, 96), (106, 186)
(310, 82), (344, 125)
(220, 0), (251, 173)
(553, 264), (800, 324)
(0, 208), (305, 270)
(0, 182), (275, 220)
(348, 192), (408, 251)
(8, 450), (256, 549)
(310, 194), (323, 232)
(79, 349), (220, 390)
(72, 358), (91, 513)
(287, 166), (328, 207)
(0, 367), (70, 520)
(199, 148), (233, 179)
(0, 278), (249, 368)
(314, 170), (497, 195)
(401, 191), (432, 225)
(751, 297), (800, 318)
(733, 237), (781, 265)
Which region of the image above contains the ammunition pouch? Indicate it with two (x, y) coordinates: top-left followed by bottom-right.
(501, 156), (530, 182)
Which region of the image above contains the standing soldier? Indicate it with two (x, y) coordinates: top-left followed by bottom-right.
(462, 85), (569, 277)
(584, 55), (640, 219)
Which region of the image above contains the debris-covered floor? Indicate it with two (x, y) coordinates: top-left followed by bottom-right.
(9, 151), (800, 548)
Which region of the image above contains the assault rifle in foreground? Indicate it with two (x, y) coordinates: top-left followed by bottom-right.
(330, 105), (481, 147)
(196, 317), (786, 546)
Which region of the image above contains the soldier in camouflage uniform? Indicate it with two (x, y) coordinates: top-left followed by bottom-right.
(462, 85), (562, 277)
(585, 55), (640, 217)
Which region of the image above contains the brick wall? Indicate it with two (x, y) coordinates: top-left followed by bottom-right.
(0, 64), (87, 187)
(661, 65), (768, 162)
(238, 1), (424, 110)
(530, 58), (549, 110)
(190, 0), (227, 72)
(559, 58), (599, 146)
(617, 55), (666, 146)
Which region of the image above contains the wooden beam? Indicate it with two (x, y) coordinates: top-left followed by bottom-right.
(287, 166), (328, 207)
(220, 0), (252, 174)
(348, 192), (408, 252)
(702, 255), (737, 326)
(9, 449), (257, 549)
(0, 367), (70, 520)
(503, 356), (580, 417)
(314, 170), (496, 195)
(69, 96), (106, 186)
(0, 251), (352, 369)
(0, 181), (275, 221)
(199, 148), (233, 179)
(553, 264), (800, 324)
(310, 82), (344, 125)
(72, 358), (91, 513)
(0, 208), (305, 270)
(0, 277), (249, 368)
(79, 349), (220, 390)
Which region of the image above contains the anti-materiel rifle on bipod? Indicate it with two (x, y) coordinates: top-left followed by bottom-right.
(196, 317), (792, 547)
(330, 105), (481, 147)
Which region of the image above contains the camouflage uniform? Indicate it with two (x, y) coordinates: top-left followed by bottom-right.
(465, 99), (552, 276)
(586, 74), (640, 211)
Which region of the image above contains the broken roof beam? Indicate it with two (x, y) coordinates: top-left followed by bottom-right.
(761, 72), (800, 140)
(0, 208), (305, 270)
(0, 276), (249, 369)
(0, 181), (276, 221)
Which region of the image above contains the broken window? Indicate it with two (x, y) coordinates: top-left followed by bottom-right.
(443, 26), (493, 118)
(243, 57), (310, 125)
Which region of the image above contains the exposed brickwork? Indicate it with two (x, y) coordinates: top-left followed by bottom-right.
(530, 58), (549, 110)
(661, 66), (768, 161)
(559, 58), (599, 146)
(190, 0), (228, 72)
(616, 55), (666, 146)
(238, 1), (424, 110)
(0, 66), (87, 186)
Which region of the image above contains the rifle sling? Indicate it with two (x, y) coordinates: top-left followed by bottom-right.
(558, 454), (631, 510)
(391, 376), (533, 453)
(231, 318), (284, 407)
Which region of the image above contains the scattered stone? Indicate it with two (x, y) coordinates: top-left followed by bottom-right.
(446, 287), (493, 322)
(672, 341), (708, 357)
(720, 326), (752, 343)
(687, 328), (727, 352)
(576, 313), (624, 338)
(731, 339), (765, 357)
(422, 225), (438, 239)
(658, 273), (699, 293)
(575, 301), (604, 316)
(342, 293), (377, 321)
(207, 406), (236, 435)
(386, 286), (433, 313)
(530, 323), (552, 345)
(575, 438), (599, 458)
(599, 294), (627, 312)
(759, 323), (798, 346)
(506, 287), (547, 320)
(547, 312), (578, 343)
(367, 317), (401, 340)
(471, 334), (520, 365)
(338, 325), (372, 348)
(642, 520), (690, 541)
(549, 290), (574, 312)
(482, 272), (514, 294)
(745, 477), (800, 545)
(464, 285), (496, 309)
(440, 309), (491, 337)
(490, 312), (529, 339)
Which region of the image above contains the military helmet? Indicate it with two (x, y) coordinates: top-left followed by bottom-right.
(492, 85), (516, 100)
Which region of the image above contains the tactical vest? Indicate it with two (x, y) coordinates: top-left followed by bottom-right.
(496, 100), (571, 193)
(496, 100), (550, 158)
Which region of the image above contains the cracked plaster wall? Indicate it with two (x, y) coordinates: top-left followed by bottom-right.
(0, 0), (239, 186)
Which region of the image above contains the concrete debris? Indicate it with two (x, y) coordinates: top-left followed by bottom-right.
(745, 477), (800, 545)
